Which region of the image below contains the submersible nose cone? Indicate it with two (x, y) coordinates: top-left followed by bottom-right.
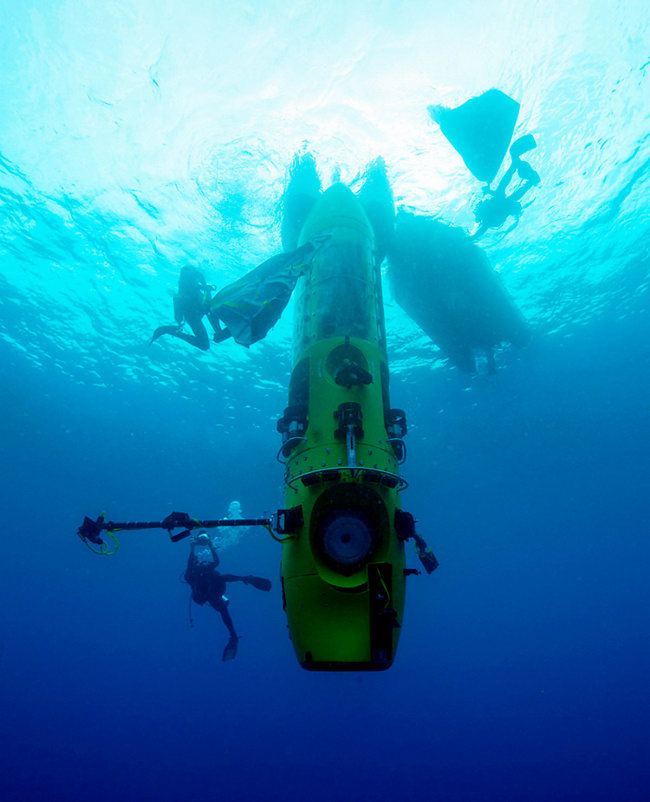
(298, 182), (373, 245)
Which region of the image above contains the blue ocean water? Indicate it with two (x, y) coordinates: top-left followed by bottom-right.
(1, 1), (649, 800)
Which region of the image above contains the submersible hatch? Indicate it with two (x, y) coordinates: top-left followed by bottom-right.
(276, 182), (416, 671)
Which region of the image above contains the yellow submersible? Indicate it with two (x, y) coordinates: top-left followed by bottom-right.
(276, 183), (411, 670)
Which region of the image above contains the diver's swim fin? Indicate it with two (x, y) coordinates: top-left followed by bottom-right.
(515, 160), (541, 185)
(222, 635), (240, 662)
(245, 576), (272, 592)
(509, 133), (537, 160)
(428, 88), (520, 184)
(149, 325), (180, 346)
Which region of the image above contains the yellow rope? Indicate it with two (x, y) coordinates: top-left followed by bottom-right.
(79, 530), (119, 556)
(263, 524), (296, 543)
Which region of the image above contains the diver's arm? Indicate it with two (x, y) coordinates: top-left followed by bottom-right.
(509, 181), (535, 203)
(184, 549), (200, 581)
(501, 219), (520, 237)
(206, 308), (231, 343)
(494, 161), (517, 195)
(208, 541), (220, 563)
(187, 544), (200, 565)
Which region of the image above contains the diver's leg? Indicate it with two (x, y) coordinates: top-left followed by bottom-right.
(165, 315), (210, 351)
(494, 162), (517, 195)
(171, 329), (209, 351)
(219, 606), (238, 640)
(208, 598), (238, 639)
(212, 328), (231, 343)
(222, 574), (272, 591)
(207, 308), (231, 343)
(150, 320), (210, 350)
(208, 599), (240, 661)
(217, 603), (240, 661)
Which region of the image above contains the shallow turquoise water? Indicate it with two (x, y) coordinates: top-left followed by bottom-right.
(2, 0), (648, 401)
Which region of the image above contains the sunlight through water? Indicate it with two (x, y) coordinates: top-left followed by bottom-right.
(1, 0), (649, 414)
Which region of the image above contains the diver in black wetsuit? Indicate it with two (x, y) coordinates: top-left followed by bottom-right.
(471, 134), (541, 240)
(184, 533), (272, 661)
(428, 90), (541, 241)
(150, 265), (230, 351)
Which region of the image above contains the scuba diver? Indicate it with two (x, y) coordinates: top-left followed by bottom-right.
(428, 88), (540, 240)
(150, 264), (227, 351)
(471, 134), (541, 240)
(183, 532), (272, 662)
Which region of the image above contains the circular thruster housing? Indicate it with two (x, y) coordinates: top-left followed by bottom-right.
(322, 509), (375, 566)
(310, 485), (387, 576)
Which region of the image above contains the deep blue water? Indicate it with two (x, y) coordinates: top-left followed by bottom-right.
(1, 2), (649, 801)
